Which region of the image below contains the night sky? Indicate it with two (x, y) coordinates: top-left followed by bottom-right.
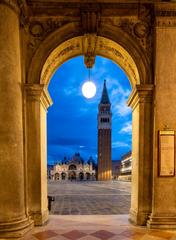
(47, 56), (132, 165)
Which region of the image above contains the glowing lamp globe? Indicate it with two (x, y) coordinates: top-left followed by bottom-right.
(82, 81), (96, 99)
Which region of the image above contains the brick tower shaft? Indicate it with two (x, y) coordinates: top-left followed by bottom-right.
(98, 80), (112, 181)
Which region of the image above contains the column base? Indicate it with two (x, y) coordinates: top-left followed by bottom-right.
(0, 216), (33, 239)
(147, 215), (176, 229)
(129, 208), (149, 226)
(30, 209), (49, 226)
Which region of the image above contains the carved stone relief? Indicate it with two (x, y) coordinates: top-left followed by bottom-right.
(27, 18), (78, 58)
(156, 18), (176, 28)
(40, 36), (139, 86)
(100, 4), (153, 60)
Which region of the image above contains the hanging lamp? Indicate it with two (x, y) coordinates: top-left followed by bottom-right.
(82, 67), (96, 99)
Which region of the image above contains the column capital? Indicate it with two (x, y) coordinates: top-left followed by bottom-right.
(24, 84), (53, 110)
(0, 0), (21, 15)
(127, 84), (154, 110)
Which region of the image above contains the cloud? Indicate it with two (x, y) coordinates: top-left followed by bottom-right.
(119, 122), (132, 134)
(102, 76), (132, 117)
(111, 87), (130, 98)
(63, 87), (78, 96)
(112, 141), (129, 148)
(92, 66), (107, 80)
(48, 137), (89, 146)
(114, 100), (131, 117)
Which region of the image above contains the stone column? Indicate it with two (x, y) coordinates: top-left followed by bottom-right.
(127, 84), (154, 225)
(147, 19), (176, 229)
(0, 1), (33, 238)
(25, 84), (52, 226)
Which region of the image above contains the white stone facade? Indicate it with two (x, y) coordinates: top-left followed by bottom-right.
(50, 153), (96, 181)
(118, 152), (132, 181)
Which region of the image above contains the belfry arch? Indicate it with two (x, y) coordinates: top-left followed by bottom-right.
(25, 23), (154, 228)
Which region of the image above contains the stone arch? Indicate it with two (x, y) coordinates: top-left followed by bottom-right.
(27, 22), (151, 87)
(61, 172), (66, 180)
(79, 172), (84, 181)
(25, 21), (154, 227)
(55, 173), (60, 180)
(69, 164), (77, 171)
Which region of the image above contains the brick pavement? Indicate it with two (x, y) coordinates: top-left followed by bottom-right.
(48, 181), (131, 215)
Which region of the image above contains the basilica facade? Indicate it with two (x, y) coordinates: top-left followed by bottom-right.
(50, 153), (96, 181)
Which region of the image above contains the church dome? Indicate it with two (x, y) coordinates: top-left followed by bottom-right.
(69, 152), (84, 164)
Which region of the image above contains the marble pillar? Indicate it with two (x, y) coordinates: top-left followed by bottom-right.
(127, 85), (154, 226)
(0, 1), (33, 238)
(25, 84), (52, 226)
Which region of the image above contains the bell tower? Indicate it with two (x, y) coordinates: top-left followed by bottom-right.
(98, 80), (112, 181)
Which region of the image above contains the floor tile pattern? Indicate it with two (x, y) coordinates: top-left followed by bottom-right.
(33, 230), (58, 240)
(24, 215), (176, 240)
(91, 230), (115, 239)
(62, 230), (87, 240)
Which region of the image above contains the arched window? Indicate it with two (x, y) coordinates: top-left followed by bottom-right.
(69, 164), (77, 170)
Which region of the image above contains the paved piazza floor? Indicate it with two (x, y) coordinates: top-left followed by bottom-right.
(24, 181), (176, 240)
(48, 181), (131, 215)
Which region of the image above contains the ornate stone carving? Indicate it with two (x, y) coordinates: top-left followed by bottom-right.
(134, 21), (150, 38)
(82, 34), (97, 68)
(28, 18), (72, 54)
(81, 4), (101, 34)
(41, 38), (81, 84)
(98, 41), (124, 59)
(29, 21), (44, 37)
(156, 10), (176, 17)
(120, 19), (152, 59)
(96, 37), (139, 85)
(122, 4), (153, 59)
(155, 8), (176, 27)
(156, 18), (176, 28)
(101, 9), (153, 60)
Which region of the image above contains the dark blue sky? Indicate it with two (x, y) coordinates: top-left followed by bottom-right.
(47, 56), (132, 165)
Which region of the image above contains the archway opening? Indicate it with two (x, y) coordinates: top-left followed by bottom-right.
(27, 33), (153, 226)
(47, 55), (132, 215)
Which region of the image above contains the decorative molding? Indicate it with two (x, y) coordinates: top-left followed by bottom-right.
(40, 36), (139, 86)
(156, 10), (176, 17)
(29, 21), (44, 37)
(147, 215), (176, 229)
(41, 40), (81, 84)
(134, 21), (150, 38)
(81, 4), (101, 34)
(156, 18), (176, 28)
(101, 17), (152, 60)
(28, 18), (74, 55)
(127, 84), (154, 110)
(24, 84), (53, 110)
